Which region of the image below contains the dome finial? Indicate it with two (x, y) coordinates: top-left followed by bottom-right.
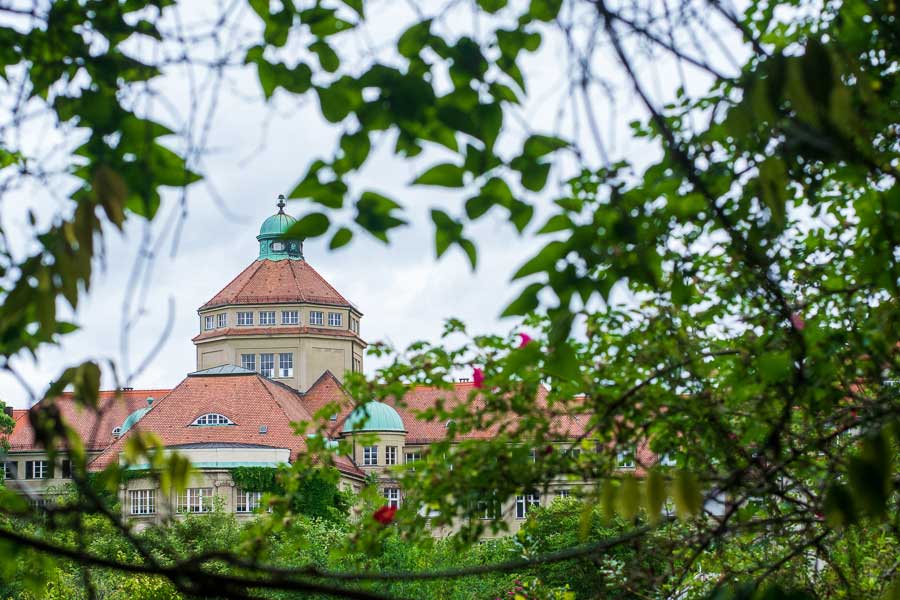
(276, 194), (286, 213)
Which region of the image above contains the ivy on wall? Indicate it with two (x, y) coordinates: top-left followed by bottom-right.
(231, 466), (346, 520)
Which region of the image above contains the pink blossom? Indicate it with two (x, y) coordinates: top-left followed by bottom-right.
(472, 367), (485, 389)
(517, 333), (533, 348)
(789, 313), (805, 331)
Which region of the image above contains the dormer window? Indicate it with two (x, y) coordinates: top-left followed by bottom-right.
(271, 241), (285, 252)
(112, 427), (122, 437)
(191, 413), (235, 427)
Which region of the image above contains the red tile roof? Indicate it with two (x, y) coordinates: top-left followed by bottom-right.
(192, 326), (365, 344)
(4, 389), (171, 452)
(199, 259), (356, 311)
(89, 373), (363, 477)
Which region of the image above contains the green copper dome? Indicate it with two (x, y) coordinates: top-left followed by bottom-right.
(257, 195), (304, 261)
(259, 212), (297, 237)
(342, 401), (405, 433)
(120, 407), (150, 434)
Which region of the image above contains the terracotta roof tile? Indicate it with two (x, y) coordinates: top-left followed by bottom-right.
(88, 374), (364, 478)
(200, 260), (356, 311)
(4, 389), (170, 452)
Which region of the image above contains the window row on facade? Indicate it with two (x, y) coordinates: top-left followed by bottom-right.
(2, 459), (72, 480)
(129, 487), (264, 515)
(360, 446), (652, 470)
(380, 487), (571, 520)
(203, 310), (356, 331)
(241, 352), (293, 378)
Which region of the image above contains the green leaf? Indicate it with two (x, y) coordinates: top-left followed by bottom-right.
(520, 162), (551, 192)
(644, 469), (667, 523)
(523, 134), (568, 158)
(329, 227), (353, 250)
(477, 0), (507, 13)
(257, 60), (276, 99)
(673, 470), (701, 518)
(413, 163), (466, 187)
(529, 0), (562, 21)
(512, 241), (564, 279)
(398, 20), (432, 58)
(311, 40), (340, 73)
(286, 213), (330, 239)
(758, 351), (792, 383)
(617, 474), (640, 520)
(501, 282), (543, 317)
(341, 0), (364, 18)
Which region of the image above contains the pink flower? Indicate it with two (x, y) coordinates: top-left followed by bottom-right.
(373, 505), (397, 525)
(789, 313), (805, 331)
(517, 333), (533, 348)
(472, 367), (484, 388)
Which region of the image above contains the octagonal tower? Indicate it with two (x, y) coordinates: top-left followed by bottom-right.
(193, 196), (365, 392)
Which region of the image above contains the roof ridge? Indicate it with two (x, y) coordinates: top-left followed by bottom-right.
(297, 261), (352, 307)
(287, 259), (308, 303)
(200, 260), (261, 309)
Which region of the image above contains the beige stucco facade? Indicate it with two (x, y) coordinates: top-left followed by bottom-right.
(195, 302), (364, 392)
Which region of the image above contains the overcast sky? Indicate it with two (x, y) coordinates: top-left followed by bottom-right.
(0, 1), (735, 408)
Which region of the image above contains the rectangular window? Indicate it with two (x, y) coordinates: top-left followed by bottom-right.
(556, 489), (570, 499)
(279, 353), (293, 378)
(259, 353), (274, 377)
(282, 310), (299, 325)
(515, 492), (540, 519)
(236, 490), (262, 513)
(241, 353), (256, 371)
(405, 451), (421, 464)
(363, 446), (378, 466)
(658, 453), (677, 467)
(204, 315), (214, 331)
(217, 313), (227, 328)
(61, 459), (72, 479)
(617, 450), (635, 470)
(130, 489), (155, 515)
(177, 488), (214, 513)
(25, 460), (49, 479)
(350, 319), (359, 333)
(2, 461), (17, 480)
(383, 488), (401, 509)
(352, 357), (362, 373)
(385, 446), (397, 465)
(237, 311), (253, 326)
(529, 448), (537, 463)
(309, 311), (324, 326)
(259, 311), (276, 325)
(477, 495), (500, 520)
(328, 312), (342, 327)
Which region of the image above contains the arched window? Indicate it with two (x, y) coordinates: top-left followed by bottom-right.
(190, 413), (235, 427)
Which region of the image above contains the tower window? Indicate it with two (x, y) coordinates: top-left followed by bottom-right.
(191, 413), (235, 426)
(279, 353), (293, 378)
(241, 354), (256, 371)
(237, 312), (253, 326)
(260, 353), (274, 377)
(352, 357), (361, 373)
(350, 318), (359, 333)
(217, 313), (227, 328)
(271, 241), (285, 252)
(259, 311), (276, 325)
(282, 310), (299, 325)
(363, 446), (378, 466)
(204, 315), (214, 331)
(309, 311), (324, 326)
(385, 446), (397, 465)
(328, 312), (342, 327)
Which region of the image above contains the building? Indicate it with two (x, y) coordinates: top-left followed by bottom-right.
(1, 199), (653, 533)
